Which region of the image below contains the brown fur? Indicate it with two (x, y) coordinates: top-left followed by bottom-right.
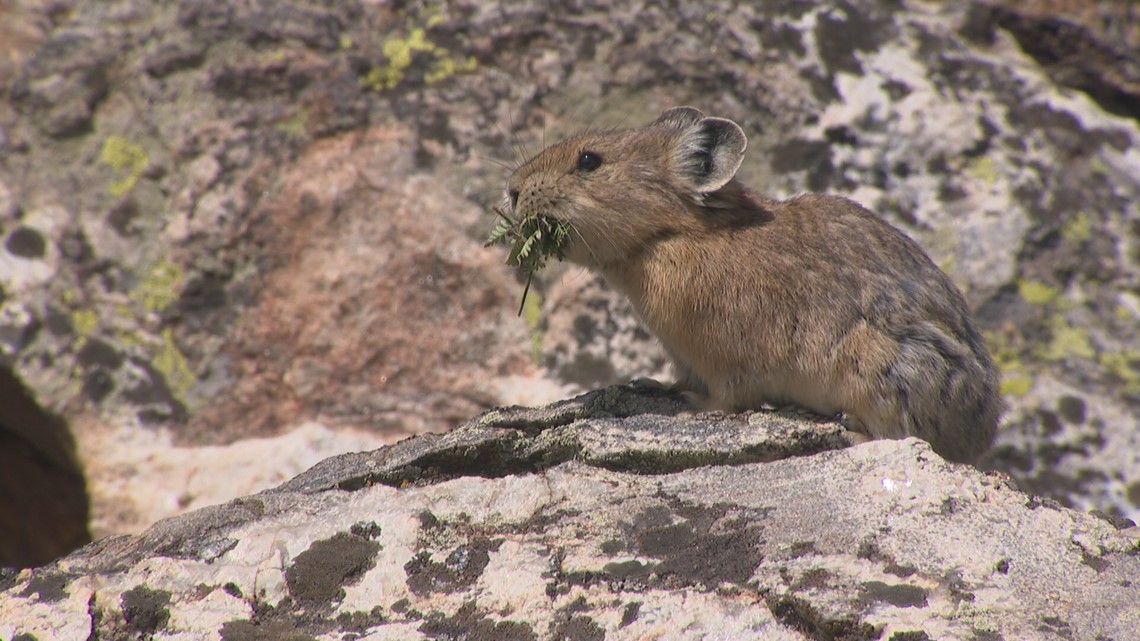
(506, 107), (1003, 462)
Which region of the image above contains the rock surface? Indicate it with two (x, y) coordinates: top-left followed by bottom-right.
(0, 366), (89, 567)
(2, 0), (1140, 564)
(2, 387), (1137, 641)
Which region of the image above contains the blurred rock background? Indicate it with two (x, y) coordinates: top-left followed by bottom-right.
(0, 0), (1137, 567)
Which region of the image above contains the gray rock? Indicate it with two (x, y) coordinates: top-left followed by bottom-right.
(3, 0), (1140, 566)
(2, 387), (1137, 641)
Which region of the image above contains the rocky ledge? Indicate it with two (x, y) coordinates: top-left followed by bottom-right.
(2, 386), (1137, 641)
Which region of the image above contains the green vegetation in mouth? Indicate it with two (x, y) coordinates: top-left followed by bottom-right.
(485, 205), (572, 316)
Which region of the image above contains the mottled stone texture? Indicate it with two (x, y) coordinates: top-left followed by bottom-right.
(2, 387), (1138, 640)
(1, 0), (1139, 565)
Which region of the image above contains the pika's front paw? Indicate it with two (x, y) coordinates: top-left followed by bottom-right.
(836, 412), (873, 444)
(684, 392), (745, 417)
(629, 377), (671, 391)
(628, 378), (703, 415)
(677, 389), (709, 409)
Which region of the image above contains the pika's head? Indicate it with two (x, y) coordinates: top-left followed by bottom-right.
(505, 107), (747, 268)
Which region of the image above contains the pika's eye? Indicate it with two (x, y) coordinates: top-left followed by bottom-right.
(509, 188), (519, 208)
(577, 151), (603, 172)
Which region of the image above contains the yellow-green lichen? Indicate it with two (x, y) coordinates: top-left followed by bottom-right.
(937, 255), (955, 275)
(426, 54), (477, 85)
(117, 330), (146, 349)
(153, 327), (195, 399)
(986, 330), (1033, 397)
(100, 136), (149, 196)
(364, 10), (476, 92)
(339, 34), (354, 49)
(258, 49), (291, 65)
(367, 27), (435, 90)
(985, 331), (1015, 368)
(362, 67), (387, 92)
(966, 156), (998, 186)
(520, 291), (544, 362)
(1036, 317), (1095, 362)
(72, 309), (99, 338)
(1089, 155), (1110, 176)
(276, 107), (309, 137)
(1018, 279), (1060, 306)
(1100, 349), (1140, 393)
(1061, 213), (1093, 245)
(999, 376), (1033, 397)
(131, 261), (184, 313)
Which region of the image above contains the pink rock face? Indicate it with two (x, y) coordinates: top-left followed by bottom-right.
(186, 127), (533, 443)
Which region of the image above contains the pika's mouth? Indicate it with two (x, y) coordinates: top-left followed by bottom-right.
(486, 207), (571, 261)
(485, 205), (573, 314)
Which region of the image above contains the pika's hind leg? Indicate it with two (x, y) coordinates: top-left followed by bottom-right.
(844, 320), (999, 462)
(832, 322), (907, 438)
(882, 322), (1000, 462)
(671, 360), (709, 398)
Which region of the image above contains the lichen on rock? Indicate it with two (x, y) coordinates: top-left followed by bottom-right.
(2, 386), (1137, 640)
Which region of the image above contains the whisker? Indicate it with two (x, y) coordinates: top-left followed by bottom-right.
(507, 103), (530, 168)
(478, 154), (518, 173)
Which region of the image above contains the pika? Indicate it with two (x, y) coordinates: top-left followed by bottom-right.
(505, 107), (1003, 462)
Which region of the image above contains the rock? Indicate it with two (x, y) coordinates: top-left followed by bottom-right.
(2, 0), (1140, 563)
(967, 0), (1140, 119)
(76, 418), (394, 540)
(0, 1), (51, 90)
(0, 364), (89, 568)
(1, 387), (1136, 640)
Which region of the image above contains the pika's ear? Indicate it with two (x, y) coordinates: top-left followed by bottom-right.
(672, 117), (747, 193)
(651, 106), (706, 131)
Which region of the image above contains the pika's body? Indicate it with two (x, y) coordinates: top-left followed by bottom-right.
(506, 107), (1002, 462)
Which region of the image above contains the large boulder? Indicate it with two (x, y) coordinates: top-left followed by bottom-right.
(2, 387), (1137, 640)
(2, 0), (1139, 565)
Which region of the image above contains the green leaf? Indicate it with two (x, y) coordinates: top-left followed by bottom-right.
(485, 205), (573, 316)
(485, 218), (514, 246)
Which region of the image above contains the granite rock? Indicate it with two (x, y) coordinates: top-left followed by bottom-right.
(2, 0), (1140, 565)
(1, 387), (1137, 641)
